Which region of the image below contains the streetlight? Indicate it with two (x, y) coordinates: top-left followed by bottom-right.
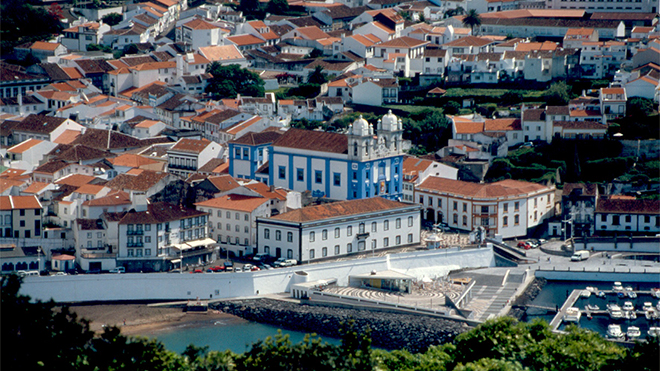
(37, 246), (41, 273)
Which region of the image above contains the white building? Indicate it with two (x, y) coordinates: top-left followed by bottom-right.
(195, 194), (271, 258)
(167, 138), (224, 178)
(415, 177), (555, 238)
(594, 198), (660, 235)
(256, 197), (421, 262)
(117, 202), (213, 272)
(176, 18), (225, 50)
(545, 0), (656, 13)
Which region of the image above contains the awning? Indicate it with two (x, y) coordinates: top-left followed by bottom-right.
(172, 238), (217, 251)
(171, 259), (181, 264)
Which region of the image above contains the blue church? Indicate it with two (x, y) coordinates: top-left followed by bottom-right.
(228, 111), (405, 201)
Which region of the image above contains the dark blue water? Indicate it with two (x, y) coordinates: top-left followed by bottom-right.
(139, 315), (341, 354)
(524, 281), (660, 339)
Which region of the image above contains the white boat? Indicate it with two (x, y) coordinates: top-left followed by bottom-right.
(643, 302), (653, 311)
(613, 282), (624, 291)
(586, 286), (599, 293)
(652, 288), (660, 299)
(597, 291), (606, 298)
(622, 301), (635, 311)
(564, 307), (582, 322)
(607, 324), (625, 339)
(580, 290), (591, 298)
(586, 304), (600, 311)
(608, 304), (623, 319)
(649, 327), (660, 337)
(627, 326), (641, 339)
(645, 309), (658, 320)
(624, 311), (637, 320)
(627, 291), (637, 299)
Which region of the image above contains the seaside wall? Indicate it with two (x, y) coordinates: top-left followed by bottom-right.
(573, 236), (659, 253)
(18, 247), (495, 303)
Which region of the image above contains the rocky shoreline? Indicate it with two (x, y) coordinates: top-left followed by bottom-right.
(509, 277), (548, 320)
(213, 298), (468, 353)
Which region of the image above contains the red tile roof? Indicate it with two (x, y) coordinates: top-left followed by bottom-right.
(596, 197), (659, 215)
(0, 195), (42, 210)
(195, 194), (269, 212)
(418, 177), (550, 198)
(272, 128), (348, 154)
(270, 197), (415, 223)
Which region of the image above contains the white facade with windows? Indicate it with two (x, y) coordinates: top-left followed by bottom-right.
(594, 198), (660, 235)
(195, 195), (271, 258)
(416, 177), (555, 238)
(256, 198), (421, 262)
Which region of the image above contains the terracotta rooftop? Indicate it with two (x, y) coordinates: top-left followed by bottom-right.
(418, 177), (551, 199)
(245, 182), (287, 201)
(271, 197), (414, 223)
(195, 194), (269, 212)
(55, 174), (96, 187)
(596, 197), (659, 215)
(82, 190), (131, 207)
(8, 139), (43, 154)
(170, 138), (212, 154)
(272, 128), (348, 154)
(118, 202), (207, 225)
(49, 144), (114, 162)
(105, 170), (169, 192)
(562, 182), (598, 197)
(6, 114), (68, 135)
(108, 153), (160, 168)
(22, 182), (50, 195)
(207, 174), (240, 192)
(0, 195), (42, 210)
(484, 118), (521, 131)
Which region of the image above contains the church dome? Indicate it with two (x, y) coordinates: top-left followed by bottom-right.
(351, 115), (370, 136)
(381, 110), (398, 131)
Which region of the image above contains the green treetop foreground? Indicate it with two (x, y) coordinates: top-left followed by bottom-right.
(2, 275), (658, 371)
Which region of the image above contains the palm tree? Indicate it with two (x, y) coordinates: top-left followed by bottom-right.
(462, 9), (482, 35)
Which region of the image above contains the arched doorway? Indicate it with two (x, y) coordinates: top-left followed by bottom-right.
(424, 208), (435, 224)
(437, 211), (444, 224)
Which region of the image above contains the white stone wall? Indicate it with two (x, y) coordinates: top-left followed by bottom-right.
(18, 247), (495, 302)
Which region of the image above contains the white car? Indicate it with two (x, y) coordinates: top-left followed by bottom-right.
(109, 267), (125, 273)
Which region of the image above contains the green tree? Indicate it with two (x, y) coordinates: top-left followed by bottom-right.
(102, 12), (123, 26)
(267, 0), (289, 15)
(0, 0), (63, 55)
(444, 101), (461, 115)
(627, 97), (654, 117)
(501, 91), (523, 105)
(462, 9), (482, 35)
(544, 81), (571, 106)
(87, 43), (113, 53)
(240, 0), (262, 16)
(307, 65), (329, 85)
(205, 63), (265, 98)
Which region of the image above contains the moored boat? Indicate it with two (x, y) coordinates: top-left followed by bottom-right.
(626, 326), (641, 339)
(612, 282), (624, 292)
(564, 307), (582, 322)
(649, 327), (660, 337)
(607, 324), (624, 339)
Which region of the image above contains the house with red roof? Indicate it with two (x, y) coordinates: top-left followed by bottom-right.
(416, 177), (555, 238)
(61, 20), (111, 51)
(176, 18), (227, 50)
(167, 138), (225, 178)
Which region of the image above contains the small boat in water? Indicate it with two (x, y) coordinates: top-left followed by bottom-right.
(613, 282), (624, 292)
(564, 307), (582, 322)
(624, 311), (637, 320)
(608, 304), (623, 319)
(649, 327), (660, 337)
(586, 304), (600, 311)
(625, 287), (636, 298)
(645, 309), (658, 320)
(622, 301), (635, 311)
(627, 326), (641, 340)
(580, 290), (591, 298)
(586, 286), (599, 293)
(607, 324), (625, 339)
(651, 288), (660, 299)
(597, 291), (606, 298)
(617, 292), (626, 298)
(643, 302), (653, 311)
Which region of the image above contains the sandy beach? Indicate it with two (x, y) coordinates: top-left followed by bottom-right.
(67, 303), (237, 336)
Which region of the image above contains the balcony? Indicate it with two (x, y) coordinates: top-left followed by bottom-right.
(80, 251), (117, 259)
(169, 163), (197, 170)
(127, 242), (144, 247)
(127, 229), (144, 235)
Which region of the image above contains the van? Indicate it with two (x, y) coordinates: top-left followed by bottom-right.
(253, 253), (269, 262)
(571, 250), (590, 261)
(275, 259), (297, 267)
(17, 270), (39, 277)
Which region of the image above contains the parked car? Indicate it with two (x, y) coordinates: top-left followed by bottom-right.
(274, 259), (297, 267)
(250, 265), (261, 271)
(209, 265), (225, 272)
(517, 241), (530, 249)
(223, 261), (234, 272)
(54, 272), (68, 276)
(253, 253), (269, 262)
(259, 264), (273, 270)
(243, 264), (254, 271)
(109, 267), (125, 273)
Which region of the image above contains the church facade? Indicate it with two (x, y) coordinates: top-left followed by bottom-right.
(267, 111), (405, 201)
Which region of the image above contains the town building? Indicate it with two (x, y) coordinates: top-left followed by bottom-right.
(195, 194), (271, 258)
(415, 177), (555, 238)
(594, 197), (660, 235)
(268, 112), (405, 201)
(167, 138), (224, 178)
(0, 195), (43, 239)
(561, 183), (599, 237)
(256, 197), (421, 262)
(228, 130), (282, 184)
(117, 202), (213, 272)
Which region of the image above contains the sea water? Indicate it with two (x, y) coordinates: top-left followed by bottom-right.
(138, 315), (341, 354)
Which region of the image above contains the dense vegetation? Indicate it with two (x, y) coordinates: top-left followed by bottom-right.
(485, 138), (660, 188)
(205, 63), (265, 99)
(0, 0), (63, 56)
(4, 275), (658, 370)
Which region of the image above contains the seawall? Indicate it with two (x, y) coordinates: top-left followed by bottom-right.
(215, 298), (468, 353)
(19, 247), (495, 303)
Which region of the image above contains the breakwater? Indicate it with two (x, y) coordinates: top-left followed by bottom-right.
(214, 298), (468, 353)
(509, 278), (547, 320)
